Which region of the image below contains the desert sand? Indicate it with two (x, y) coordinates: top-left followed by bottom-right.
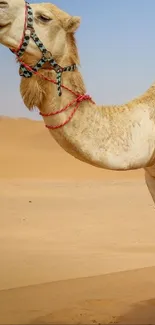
(0, 116), (155, 324)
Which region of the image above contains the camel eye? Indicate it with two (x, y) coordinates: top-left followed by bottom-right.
(38, 15), (52, 22)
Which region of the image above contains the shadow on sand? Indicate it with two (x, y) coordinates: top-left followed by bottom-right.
(31, 299), (155, 325)
(117, 298), (155, 324)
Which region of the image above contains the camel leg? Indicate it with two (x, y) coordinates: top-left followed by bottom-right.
(145, 166), (155, 204)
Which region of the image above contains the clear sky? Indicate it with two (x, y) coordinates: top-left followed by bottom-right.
(1, 0), (155, 120)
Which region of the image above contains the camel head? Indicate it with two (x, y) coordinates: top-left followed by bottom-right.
(0, 0), (81, 64)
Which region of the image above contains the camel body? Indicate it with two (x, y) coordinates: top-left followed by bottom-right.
(0, 0), (154, 203)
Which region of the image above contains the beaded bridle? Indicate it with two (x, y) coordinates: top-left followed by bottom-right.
(10, 1), (95, 129)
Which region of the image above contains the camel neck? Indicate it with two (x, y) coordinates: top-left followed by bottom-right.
(39, 67), (105, 166)
(20, 64), (155, 170)
(40, 65), (88, 125)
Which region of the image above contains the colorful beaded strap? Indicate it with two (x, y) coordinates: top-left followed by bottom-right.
(10, 2), (77, 96)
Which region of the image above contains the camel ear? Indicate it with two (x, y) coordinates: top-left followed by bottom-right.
(64, 16), (81, 33)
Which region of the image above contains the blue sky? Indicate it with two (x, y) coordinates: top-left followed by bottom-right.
(1, 0), (155, 119)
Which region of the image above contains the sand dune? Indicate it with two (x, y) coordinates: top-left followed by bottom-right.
(0, 117), (154, 324)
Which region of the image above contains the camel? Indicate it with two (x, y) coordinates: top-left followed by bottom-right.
(0, 0), (155, 205)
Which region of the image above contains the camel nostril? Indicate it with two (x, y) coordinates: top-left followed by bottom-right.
(0, 1), (8, 8)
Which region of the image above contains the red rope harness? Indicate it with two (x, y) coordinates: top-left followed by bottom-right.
(13, 2), (95, 130)
(18, 58), (95, 129)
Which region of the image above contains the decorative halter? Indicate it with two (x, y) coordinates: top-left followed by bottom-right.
(10, 1), (95, 129)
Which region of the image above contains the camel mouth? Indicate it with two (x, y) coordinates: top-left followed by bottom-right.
(0, 22), (10, 29)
